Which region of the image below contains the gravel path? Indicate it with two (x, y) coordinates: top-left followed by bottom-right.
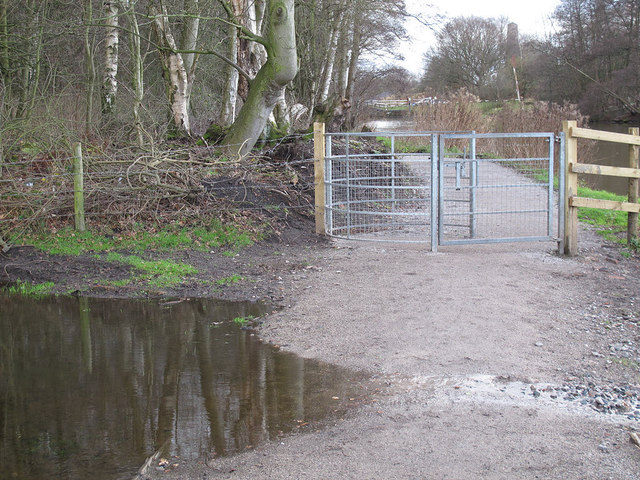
(149, 226), (640, 479)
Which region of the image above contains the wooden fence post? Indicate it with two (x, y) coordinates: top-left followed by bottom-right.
(629, 127), (639, 244)
(73, 142), (86, 232)
(314, 122), (326, 235)
(563, 120), (578, 256)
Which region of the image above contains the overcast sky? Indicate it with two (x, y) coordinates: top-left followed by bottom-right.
(399, 0), (562, 75)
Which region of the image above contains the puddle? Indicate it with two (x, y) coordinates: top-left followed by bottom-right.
(0, 294), (369, 480)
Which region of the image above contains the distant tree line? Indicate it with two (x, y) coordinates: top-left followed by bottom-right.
(421, 0), (640, 120)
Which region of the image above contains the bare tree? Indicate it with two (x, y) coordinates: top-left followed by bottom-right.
(550, 0), (640, 117)
(422, 16), (506, 97)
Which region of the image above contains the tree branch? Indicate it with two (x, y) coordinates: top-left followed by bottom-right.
(216, 0), (267, 46)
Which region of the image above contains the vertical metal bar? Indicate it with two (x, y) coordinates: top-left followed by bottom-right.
(431, 134), (438, 252)
(470, 133), (477, 238)
(547, 134), (554, 237)
(325, 134), (332, 235)
(346, 133), (351, 239)
(325, 135), (333, 236)
(438, 135), (445, 246)
(557, 132), (566, 254)
(391, 134), (396, 226)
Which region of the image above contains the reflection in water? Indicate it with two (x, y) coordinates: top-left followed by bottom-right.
(0, 295), (367, 480)
(366, 118), (414, 132)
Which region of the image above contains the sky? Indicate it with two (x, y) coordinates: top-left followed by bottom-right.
(399, 0), (562, 75)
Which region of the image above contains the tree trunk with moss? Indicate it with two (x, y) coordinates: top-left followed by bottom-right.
(222, 0), (297, 158)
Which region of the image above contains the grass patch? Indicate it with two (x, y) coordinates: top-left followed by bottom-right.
(104, 252), (198, 288)
(24, 229), (115, 256)
(575, 186), (630, 232)
(376, 136), (433, 154)
(215, 274), (244, 286)
(475, 100), (506, 116)
(232, 315), (254, 327)
(4, 280), (55, 297)
(13, 219), (257, 256)
(498, 159), (637, 247)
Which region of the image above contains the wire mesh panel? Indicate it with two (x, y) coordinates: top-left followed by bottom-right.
(325, 133), (435, 243)
(438, 133), (557, 245)
(324, 131), (561, 249)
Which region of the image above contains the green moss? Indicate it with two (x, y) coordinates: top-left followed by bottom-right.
(201, 123), (229, 145)
(14, 219), (257, 256)
(104, 252), (198, 288)
(4, 280), (55, 297)
(215, 274), (244, 286)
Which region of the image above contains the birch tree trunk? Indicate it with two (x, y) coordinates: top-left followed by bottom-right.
(149, 1), (191, 137)
(317, 20), (340, 105)
(220, 18), (239, 125)
(343, 3), (362, 129)
(101, 0), (119, 116)
(180, 0), (199, 101)
(222, 0), (297, 157)
(235, 0), (267, 102)
(335, 4), (352, 99)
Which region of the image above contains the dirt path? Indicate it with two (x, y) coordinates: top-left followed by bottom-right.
(146, 226), (640, 480)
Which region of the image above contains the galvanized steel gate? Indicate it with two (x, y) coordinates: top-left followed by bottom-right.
(323, 131), (564, 251)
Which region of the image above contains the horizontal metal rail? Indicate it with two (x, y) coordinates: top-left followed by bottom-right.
(440, 208), (549, 216)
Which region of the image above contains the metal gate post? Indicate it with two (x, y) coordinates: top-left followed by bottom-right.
(325, 134), (333, 236)
(345, 133), (351, 239)
(391, 134), (396, 225)
(470, 133), (477, 238)
(557, 133), (566, 254)
(547, 134), (555, 238)
(431, 134), (438, 252)
(437, 134), (446, 246)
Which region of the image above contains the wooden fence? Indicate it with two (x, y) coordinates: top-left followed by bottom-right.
(563, 120), (640, 256)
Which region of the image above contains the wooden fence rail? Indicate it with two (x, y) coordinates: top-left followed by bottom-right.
(563, 120), (639, 256)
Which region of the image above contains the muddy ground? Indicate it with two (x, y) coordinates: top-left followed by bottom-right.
(3, 220), (640, 479)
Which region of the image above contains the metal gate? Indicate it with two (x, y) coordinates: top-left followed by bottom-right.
(324, 131), (563, 251)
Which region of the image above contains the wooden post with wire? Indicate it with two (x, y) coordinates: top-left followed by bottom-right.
(314, 122), (326, 235)
(73, 142), (86, 232)
(563, 120), (579, 256)
(629, 127), (639, 245)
